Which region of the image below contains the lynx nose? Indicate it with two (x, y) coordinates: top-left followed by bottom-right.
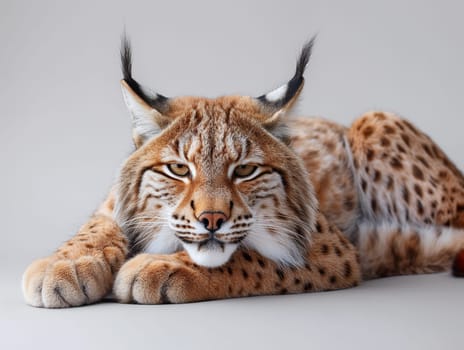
(198, 211), (228, 233)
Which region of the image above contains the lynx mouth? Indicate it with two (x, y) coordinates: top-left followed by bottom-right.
(181, 238), (240, 268)
(175, 232), (248, 246)
(197, 238), (226, 252)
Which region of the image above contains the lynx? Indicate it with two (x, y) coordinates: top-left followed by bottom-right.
(22, 36), (464, 307)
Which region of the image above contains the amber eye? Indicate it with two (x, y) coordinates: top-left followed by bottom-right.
(234, 164), (257, 178)
(167, 164), (190, 177)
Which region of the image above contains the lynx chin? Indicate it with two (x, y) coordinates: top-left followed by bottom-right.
(22, 35), (464, 308)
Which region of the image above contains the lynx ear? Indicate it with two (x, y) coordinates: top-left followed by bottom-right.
(120, 35), (172, 148)
(256, 37), (315, 132)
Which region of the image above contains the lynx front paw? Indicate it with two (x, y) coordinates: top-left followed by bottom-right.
(114, 254), (212, 304)
(22, 251), (117, 308)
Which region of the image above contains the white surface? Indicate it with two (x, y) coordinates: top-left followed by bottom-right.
(1, 269), (462, 350)
(1, 1), (464, 349)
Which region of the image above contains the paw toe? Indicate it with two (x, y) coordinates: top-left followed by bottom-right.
(41, 260), (86, 308)
(22, 258), (51, 307)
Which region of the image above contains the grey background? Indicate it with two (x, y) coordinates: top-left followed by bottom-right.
(1, 0), (463, 349)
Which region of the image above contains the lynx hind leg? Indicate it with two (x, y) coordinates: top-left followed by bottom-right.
(348, 111), (464, 229)
(348, 111), (464, 277)
(22, 212), (128, 308)
(358, 222), (464, 278)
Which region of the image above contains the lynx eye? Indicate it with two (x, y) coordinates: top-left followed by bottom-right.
(234, 164), (257, 178)
(167, 164), (190, 177)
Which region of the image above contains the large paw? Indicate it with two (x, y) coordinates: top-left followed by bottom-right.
(22, 251), (117, 308)
(114, 254), (211, 304)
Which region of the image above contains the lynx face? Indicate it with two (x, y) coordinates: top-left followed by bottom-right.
(114, 37), (317, 267)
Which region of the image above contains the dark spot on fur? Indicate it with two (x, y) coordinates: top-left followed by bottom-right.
(321, 244), (329, 254)
(241, 269), (248, 279)
(371, 198), (378, 213)
(400, 133), (410, 147)
(412, 165), (424, 181)
(361, 178), (367, 192)
(366, 148), (375, 161)
(422, 143), (433, 158)
(381, 137), (391, 147)
(384, 125), (395, 134)
(417, 200), (424, 216)
(344, 197), (355, 211)
(390, 157), (402, 169)
(258, 259), (265, 268)
(397, 143), (406, 153)
(363, 126), (375, 138)
(402, 186), (410, 204)
(414, 184), (423, 198)
(242, 251), (252, 262)
(275, 268), (285, 281)
(386, 175), (394, 190)
(395, 121), (405, 131)
(304, 282), (313, 291)
(417, 156), (429, 167)
(329, 275), (337, 284)
(344, 261), (352, 277)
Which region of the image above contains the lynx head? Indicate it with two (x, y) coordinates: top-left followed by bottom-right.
(114, 36), (318, 268)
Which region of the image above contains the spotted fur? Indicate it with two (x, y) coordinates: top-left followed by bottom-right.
(22, 39), (464, 308)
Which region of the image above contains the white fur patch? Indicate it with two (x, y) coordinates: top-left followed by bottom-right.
(182, 242), (238, 267)
(265, 84), (288, 102)
(145, 225), (181, 254)
(243, 226), (304, 267)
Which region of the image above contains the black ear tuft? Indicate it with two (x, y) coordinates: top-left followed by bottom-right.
(120, 33), (133, 82)
(294, 37), (315, 82)
(257, 36), (316, 111)
(120, 33), (169, 113)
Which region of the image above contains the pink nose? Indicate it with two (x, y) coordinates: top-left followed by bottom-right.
(198, 211), (228, 232)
